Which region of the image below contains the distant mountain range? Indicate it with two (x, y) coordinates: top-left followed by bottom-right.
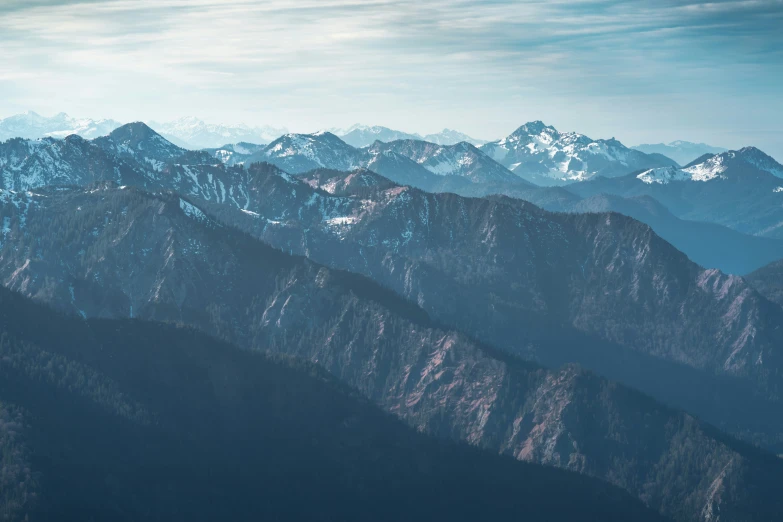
(335, 124), (487, 147)
(479, 121), (678, 185)
(0, 111), (122, 141)
(4, 122), (782, 275)
(148, 116), (288, 149)
(633, 140), (728, 165)
(3, 121), (783, 521)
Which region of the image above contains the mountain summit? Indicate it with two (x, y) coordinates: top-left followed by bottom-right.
(95, 122), (214, 167)
(480, 121), (677, 185)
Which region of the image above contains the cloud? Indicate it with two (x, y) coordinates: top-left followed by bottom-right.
(0, 0), (781, 155)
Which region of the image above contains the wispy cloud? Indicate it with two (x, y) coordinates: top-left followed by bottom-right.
(0, 0), (781, 154)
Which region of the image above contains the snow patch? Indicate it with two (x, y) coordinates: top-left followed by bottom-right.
(179, 198), (208, 222)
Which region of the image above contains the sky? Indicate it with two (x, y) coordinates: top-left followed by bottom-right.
(0, 0), (782, 156)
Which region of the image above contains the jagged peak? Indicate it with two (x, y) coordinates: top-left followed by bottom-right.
(513, 120), (558, 136)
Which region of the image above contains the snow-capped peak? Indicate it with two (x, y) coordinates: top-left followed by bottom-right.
(636, 147), (783, 184)
(637, 166), (690, 184)
(733, 147), (783, 178)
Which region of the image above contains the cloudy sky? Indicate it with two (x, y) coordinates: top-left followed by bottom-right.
(1, 0), (782, 155)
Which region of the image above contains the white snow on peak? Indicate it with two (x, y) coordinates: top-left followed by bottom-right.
(637, 155), (728, 184)
(735, 148), (783, 178)
(681, 154), (728, 181)
(637, 166), (691, 184)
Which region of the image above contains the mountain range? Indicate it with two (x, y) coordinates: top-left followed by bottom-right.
(0, 286), (674, 522)
(2, 121), (783, 521)
(241, 130), (524, 188)
(148, 116), (288, 148)
(2, 181), (783, 522)
(203, 127), (783, 274)
(336, 124), (487, 147)
(569, 147), (783, 240)
(479, 121), (678, 185)
(633, 141), (728, 166)
(0, 111), (122, 141)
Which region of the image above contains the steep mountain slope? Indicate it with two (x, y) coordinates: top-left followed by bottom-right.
(0, 111), (121, 141)
(569, 147), (783, 239)
(480, 121), (677, 185)
(0, 135), (151, 191)
(150, 116), (286, 148)
(0, 288), (674, 522)
(94, 122), (215, 168)
(1, 184), (783, 521)
(1, 126), (781, 453)
(633, 141), (727, 165)
(187, 165), (783, 449)
(367, 139), (523, 184)
(567, 194), (783, 274)
(746, 259), (783, 308)
(1, 126), (782, 426)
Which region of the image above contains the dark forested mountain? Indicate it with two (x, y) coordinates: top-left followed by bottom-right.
(196, 165), (783, 451)
(2, 125), (782, 407)
(94, 122), (215, 167)
(633, 141), (728, 166)
(4, 122), (783, 520)
(0, 288), (674, 522)
(1, 183), (783, 521)
(569, 147), (783, 239)
(479, 121), (677, 185)
(746, 259), (783, 308)
(2, 125), (783, 447)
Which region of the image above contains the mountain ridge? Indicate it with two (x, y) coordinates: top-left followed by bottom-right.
(480, 121), (678, 185)
(1, 182), (783, 521)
